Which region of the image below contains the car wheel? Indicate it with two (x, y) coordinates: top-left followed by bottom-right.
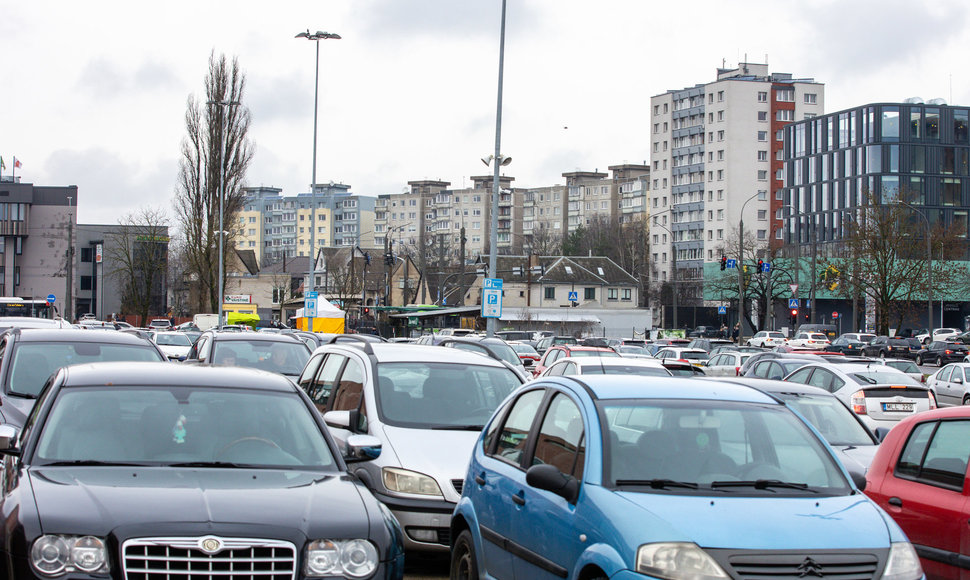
(916, 355), (924, 365)
(879, 351), (886, 359)
(963, 395), (970, 406)
(937, 356), (944, 367)
(451, 530), (480, 580)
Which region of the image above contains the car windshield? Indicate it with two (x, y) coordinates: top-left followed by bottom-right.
(33, 386), (336, 468)
(154, 333), (193, 347)
(212, 341), (310, 376)
(768, 333), (785, 339)
(487, 342), (523, 366)
(571, 350), (620, 358)
(603, 399), (850, 494)
(9, 343), (164, 397)
(773, 393), (874, 446)
(585, 365), (670, 377)
(553, 338), (578, 345)
(848, 370), (920, 385)
(375, 362), (520, 428)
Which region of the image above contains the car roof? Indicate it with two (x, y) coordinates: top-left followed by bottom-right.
(203, 331), (304, 343)
(314, 342), (510, 367)
(60, 361), (297, 392)
(551, 375), (778, 404)
(565, 356), (665, 367)
(5, 328), (154, 345)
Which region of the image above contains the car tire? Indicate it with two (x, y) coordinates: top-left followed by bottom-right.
(963, 395), (970, 406)
(937, 356), (944, 367)
(879, 351), (886, 359)
(916, 355), (924, 365)
(451, 530), (480, 580)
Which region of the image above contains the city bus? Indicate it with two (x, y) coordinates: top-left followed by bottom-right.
(0, 298), (58, 319)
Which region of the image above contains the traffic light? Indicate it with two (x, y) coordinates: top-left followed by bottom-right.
(757, 259), (764, 272)
(363, 307), (371, 316)
(384, 252), (394, 266)
(364, 252), (371, 266)
(720, 256), (727, 271)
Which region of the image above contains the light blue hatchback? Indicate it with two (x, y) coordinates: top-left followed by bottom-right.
(450, 376), (924, 580)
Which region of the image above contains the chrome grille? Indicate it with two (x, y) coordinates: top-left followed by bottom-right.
(451, 479), (464, 495)
(123, 536), (297, 580)
(726, 552), (880, 580)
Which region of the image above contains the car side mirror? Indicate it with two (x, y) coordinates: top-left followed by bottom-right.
(873, 427), (890, 443)
(526, 463), (579, 504)
(323, 410), (351, 429)
(850, 470), (867, 492)
(345, 434), (382, 463)
(955, 377), (964, 384)
(0, 425), (20, 456)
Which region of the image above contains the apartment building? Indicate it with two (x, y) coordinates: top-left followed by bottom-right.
(649, 62), (824, 302)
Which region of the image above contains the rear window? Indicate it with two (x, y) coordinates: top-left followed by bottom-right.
(571, 350), (620, 358)
(849, 370), (921, 386)
(681, 352), (709, 360)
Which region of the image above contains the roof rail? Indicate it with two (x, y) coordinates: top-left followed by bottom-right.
(327, 334), (375, 354)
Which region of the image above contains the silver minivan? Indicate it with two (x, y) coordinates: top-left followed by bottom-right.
(297, 339), (524, 552)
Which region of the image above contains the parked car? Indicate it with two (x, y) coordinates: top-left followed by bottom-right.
(644, 338), (691, 356)
(686, 337), (733, 352)
(862, 336), (918, 359)
(926, 362), (970, 406)
(788, 332), (832, 348)
(438, 336), (529, 381)
(538, 356), (671, 377)
(0, 362), (405, 578)
(299, 339), (524, 552)
(704, 351), (755, 376)
(614, 344), (653, 359)
(784, 363), (936, 430)
(853, 357), (925, 384)
(533, 335), (578, 355)
(507, 341), (541, 367)
(796, 323), (838, 340)
(916, 327), (962, 344)
(495, 330), (532, 342)
(533, 344), (619, 377)
(824, 337), (868, 355)
(147, 318), (173, 330)
(451, 375), (921, 580)
(915, 340), (970, 367)
(839, 332), (877, 344)
(662, 360), (707, 376)
(716, 377), (883, 479)
(687, 325), (721, 338)
(184, 330), (311, 383)
(865, 406), (970, 580)
(746, 330), (787, 348)
(0, 328), (166, 428)
(149, 330), (194, 361)
(743, 356), (820, 380)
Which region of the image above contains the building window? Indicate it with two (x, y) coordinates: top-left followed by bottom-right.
(758, 170), (768, 180)
(622, 289), (632, 301)
(758, 111), (768, 121)
(80, 248), (93, 262)
(776, 89), (794, 102)
(804, 93), (817, 104)
(757, 210), (767, 220)
(80, 276), (92, 291)
(608, 288), (618, 300)
(717, 130), (725, 141)
(758, 91), (768, 102)
(757, 230), (767, 239)
(776, 110), (794, 121)
(757, 151), (768, 161)
(544, 287), (555, 300)
(757, 131), (768, 141)
(584, 287), (596, 300)
(717, 91), (724, 102)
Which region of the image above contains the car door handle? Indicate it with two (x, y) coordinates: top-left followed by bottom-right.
(888, 497), (903, 507)
(511, 493), (526, 506)
(475, 473), (486, 486)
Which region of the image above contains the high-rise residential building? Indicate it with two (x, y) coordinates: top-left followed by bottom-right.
(649, 62), (823, 304)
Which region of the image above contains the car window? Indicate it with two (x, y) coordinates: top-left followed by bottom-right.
(775, 393), (874, 446)
(9, 342), (164, 397)
(937, 366), (953, 382)
(896, 420), (970, 489)
(331, 358), (365, 412)
(545, 362), (565, 376)
(807, 368), (834, 391)
(786, 367), (814, 384)
(492, 389), (546, 467)
(305, 354), (346, 411)
(533, 394), (585, 478)
(299, 353), (325, 393)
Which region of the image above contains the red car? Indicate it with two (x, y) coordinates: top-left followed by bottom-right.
(532, 345), (619, 377)
(865, 405), (970, 579)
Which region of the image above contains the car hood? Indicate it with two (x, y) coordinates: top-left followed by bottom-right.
(28, 467), (372, 538)
(379, 425), (479, 498)
(611, 492), (891, 549)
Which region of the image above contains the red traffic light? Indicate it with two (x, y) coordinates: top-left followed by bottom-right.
(790, 309), (798, 316)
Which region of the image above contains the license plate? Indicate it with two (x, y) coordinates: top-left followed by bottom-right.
(883, 402), (915, 412)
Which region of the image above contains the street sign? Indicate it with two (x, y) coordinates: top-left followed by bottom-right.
(832, 311), (839, 319)
(789, 284), (799, 295)
(305, 291), (318, 318)
(46, 293), (56, 304)
(95, 244), (103, 264)
(726, 259), (737, 269)
(761, 262), (771, 273)
(788, 298), (800, 308)
(482, 278), (503, 318)
(568, 291), (579, 302)
(717, 306), (727, 315)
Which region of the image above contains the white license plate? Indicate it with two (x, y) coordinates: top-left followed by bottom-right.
(883, 402), (915, 412)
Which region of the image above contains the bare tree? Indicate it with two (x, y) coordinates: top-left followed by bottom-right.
(106, 207), (170, 324)
(174, 51), (255, 314)
(528, 223), (561, 256)
(562, 216), (651, 306)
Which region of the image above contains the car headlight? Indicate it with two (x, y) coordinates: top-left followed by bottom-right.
(881, 542), (922, 580)
(31, 535), (109, 577)
(636, 542), (729, 580)
(305, 539), (378, 578)
(382, 467), (443, 496)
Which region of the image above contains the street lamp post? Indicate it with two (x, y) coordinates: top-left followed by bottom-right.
(896, 200), (933, 338)
(485, 0), (509, 339)
(207, 100), (238, 327)
(782, 204), (816, 325)
(737, 193), (761, 344)
(649, 208), (677, 329)
(296, 29), (341, 328)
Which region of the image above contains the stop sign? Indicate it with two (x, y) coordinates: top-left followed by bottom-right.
(832, 311), (839, 319)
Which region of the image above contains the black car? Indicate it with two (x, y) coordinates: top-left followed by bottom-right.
(0, 362), (404, 579)
(915, 340), (969, 367)
(0, 328), (166, 428)
(184, 330), (311, 382)
(860, 336), (917, 359)
(824, 337), (867, 355)
(687, 325), (721, 338)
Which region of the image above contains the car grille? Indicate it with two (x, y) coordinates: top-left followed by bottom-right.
(123, 537), (297, 580)
(718, 551), (881, 580)
(452, 479), (464, 495)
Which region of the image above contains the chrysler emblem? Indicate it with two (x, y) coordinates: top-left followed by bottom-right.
(199, 536), (224, 555)
(797, 557), (824, 577)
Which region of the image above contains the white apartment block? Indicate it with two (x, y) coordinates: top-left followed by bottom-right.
(649, 62), (824, 300)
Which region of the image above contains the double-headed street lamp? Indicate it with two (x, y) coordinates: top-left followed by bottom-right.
(484, 0), (509, 338)
(736, 192), (762, 344)
(296, 29), (341, 310)
(896, 200), (933, 337)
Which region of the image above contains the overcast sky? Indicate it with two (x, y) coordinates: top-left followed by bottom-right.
(5, 0), (970, 225)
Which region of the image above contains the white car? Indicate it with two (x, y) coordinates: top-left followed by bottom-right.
(654, 347), (709, 368)
(539, 356), (671, 377)
(787, 332), (831, 348)
(747, 331), (787, 348)
(704, 351), (756, 376)
(150, 331), (194, 361)
(862, 358), (924, 384)
(915, 327), (962, 344)
(926, 362), (970, 406)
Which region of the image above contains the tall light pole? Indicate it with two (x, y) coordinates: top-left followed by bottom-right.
(296, 29), (341, 323)
(782, 204), (816, 325)
(485, 0), (509, 339)
(896, 200), (933, 337)
(650, 208), (677, 329)
(737, 193), (761, 344)
(207, 100), (238, 327)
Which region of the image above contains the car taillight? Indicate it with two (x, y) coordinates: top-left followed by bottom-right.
(850, 390), (867, 414)
(928, 390), (937, 409)
(735, 367), (741, 376)
(945, 350), (954, 355)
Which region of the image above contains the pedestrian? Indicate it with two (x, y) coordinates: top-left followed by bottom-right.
(732, 323), (740, 343)
(719, 323), (728, 339)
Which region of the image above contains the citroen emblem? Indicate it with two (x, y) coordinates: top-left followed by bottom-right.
(797, 557), (824, 577)
(199, 536), (224, 555)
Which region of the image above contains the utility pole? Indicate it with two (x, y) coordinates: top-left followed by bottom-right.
(65, 196), (74, 322)
(458, 225), (467, 305)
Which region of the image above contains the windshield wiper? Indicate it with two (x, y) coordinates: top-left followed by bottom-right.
(8, 391), (38, 399)
(429, 424), (485, 431)
(710, 479), (816, 492)
(169, 461), (252, 468)
(42, 460), (151, 467)
(615, 479), (698, 490)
